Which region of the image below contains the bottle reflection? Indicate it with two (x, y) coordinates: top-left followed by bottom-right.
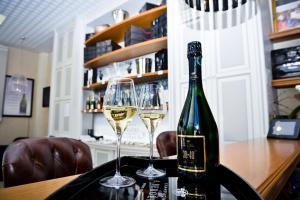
(176, 177), (220, 200)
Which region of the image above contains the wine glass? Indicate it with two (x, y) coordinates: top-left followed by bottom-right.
(100, 77), (138, 188)
(136, 83), (167, 178)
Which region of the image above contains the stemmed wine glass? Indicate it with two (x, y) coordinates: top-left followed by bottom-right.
(136, 83), (167, 178)
(100, 77), (138, 188)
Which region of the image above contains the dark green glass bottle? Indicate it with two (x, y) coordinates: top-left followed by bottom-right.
(177, 41), (219, 180)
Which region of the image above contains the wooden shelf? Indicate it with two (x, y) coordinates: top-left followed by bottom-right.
(84, 37), (167, 68)
(82, 109), (102, 113)
(85, 5), (167, 46)
(270, 27), (300, 41)
(272, 77), (300, 88)
(83, 70), (168, 90)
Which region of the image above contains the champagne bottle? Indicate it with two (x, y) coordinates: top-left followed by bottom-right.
(86, 96), (90, 110)
(177, 41), (219, 180)
(97, 93), (101, 110)
(90, 94), (95, 110)
(19, 94), (27, 114)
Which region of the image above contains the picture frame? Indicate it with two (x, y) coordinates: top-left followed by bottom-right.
(267, 119), (300, 140)
(2, 75), (34, 117)
(272, 0), (300, 32)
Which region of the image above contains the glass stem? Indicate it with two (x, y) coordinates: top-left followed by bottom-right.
(149, 130), (154, 168)
(115, 134), (122, 177)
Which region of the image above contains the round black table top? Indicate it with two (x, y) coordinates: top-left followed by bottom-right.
(46, 157), (263, 200)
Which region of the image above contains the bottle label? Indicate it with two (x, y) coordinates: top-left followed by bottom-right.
(177, 134), (206, 173)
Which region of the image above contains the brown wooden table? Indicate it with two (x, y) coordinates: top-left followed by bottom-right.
(0, 138), (300, 200)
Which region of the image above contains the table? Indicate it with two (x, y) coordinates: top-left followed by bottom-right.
(1, 138), (300, 200)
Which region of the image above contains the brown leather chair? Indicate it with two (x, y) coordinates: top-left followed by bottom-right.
(2, 137), (92, 187)
(156, 131), (177, 157)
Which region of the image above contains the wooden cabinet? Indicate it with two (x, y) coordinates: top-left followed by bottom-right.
(83, 5), (168, 86)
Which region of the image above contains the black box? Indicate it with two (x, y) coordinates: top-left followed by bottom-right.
(92, 69), (98, 83)
(139, 2), (158, 13)
(94, 40), (121, 56)
(271, 45), (300, 79)
(125, 39), (145, 46)
(84, 46), (97, 62)
(85, 33), (94, 41)
(124, 26), (152, 46)
(83, 71), (88, 86)
(151, 13), (167, 39)
(42, 87), (50, 107)
(96, 40), (121, 51)
(155, 49), (168, 71)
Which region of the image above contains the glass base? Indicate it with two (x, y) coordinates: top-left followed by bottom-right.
(99, 174), (136, 188)
(136, 166), (166, 178)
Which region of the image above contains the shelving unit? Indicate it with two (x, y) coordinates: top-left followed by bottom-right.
(85, 5), (167, 46)
(270, 27), (300, 42)
(84, 37), (167, 68)
(272, 77), (300, 89)
(82, 109), (103, 113)
(83, 70), (168, 90)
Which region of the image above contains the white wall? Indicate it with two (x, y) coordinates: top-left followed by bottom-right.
(0, 46), (52, 144)
(0, 45), (8, 122)
(31, 53), (52, 137)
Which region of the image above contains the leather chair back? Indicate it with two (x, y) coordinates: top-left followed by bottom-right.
(2, 137), (92, 187)
(156, 131), (177, 157)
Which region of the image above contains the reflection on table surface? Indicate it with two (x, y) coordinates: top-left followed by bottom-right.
(71, 176), (236, 200)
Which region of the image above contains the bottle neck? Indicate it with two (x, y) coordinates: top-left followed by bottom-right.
(188, 55), (203, 87)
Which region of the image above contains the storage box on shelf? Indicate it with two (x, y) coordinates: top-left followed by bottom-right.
(124, 25), (152, 47)
(270, 27), (300, 88)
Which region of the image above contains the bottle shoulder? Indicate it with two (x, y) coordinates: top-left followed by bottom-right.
(178, 88), (218, 133)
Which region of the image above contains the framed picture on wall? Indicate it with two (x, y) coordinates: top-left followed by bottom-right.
(267, 119), (300, 140)
(272, 0), (300, 32)
(42, 86), (50, 107)
(2, 75), (34, 117)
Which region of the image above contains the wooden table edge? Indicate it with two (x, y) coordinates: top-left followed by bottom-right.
(0, 175), (78, 200)
(258, 147), (300, 199)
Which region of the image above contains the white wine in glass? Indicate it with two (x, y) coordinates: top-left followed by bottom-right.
(136, 83), (167, 178)
(99, 77), (138, 188)
(103, 106), (137, 135)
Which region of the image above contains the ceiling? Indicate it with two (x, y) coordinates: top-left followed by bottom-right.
(0, 0), (124, 52)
